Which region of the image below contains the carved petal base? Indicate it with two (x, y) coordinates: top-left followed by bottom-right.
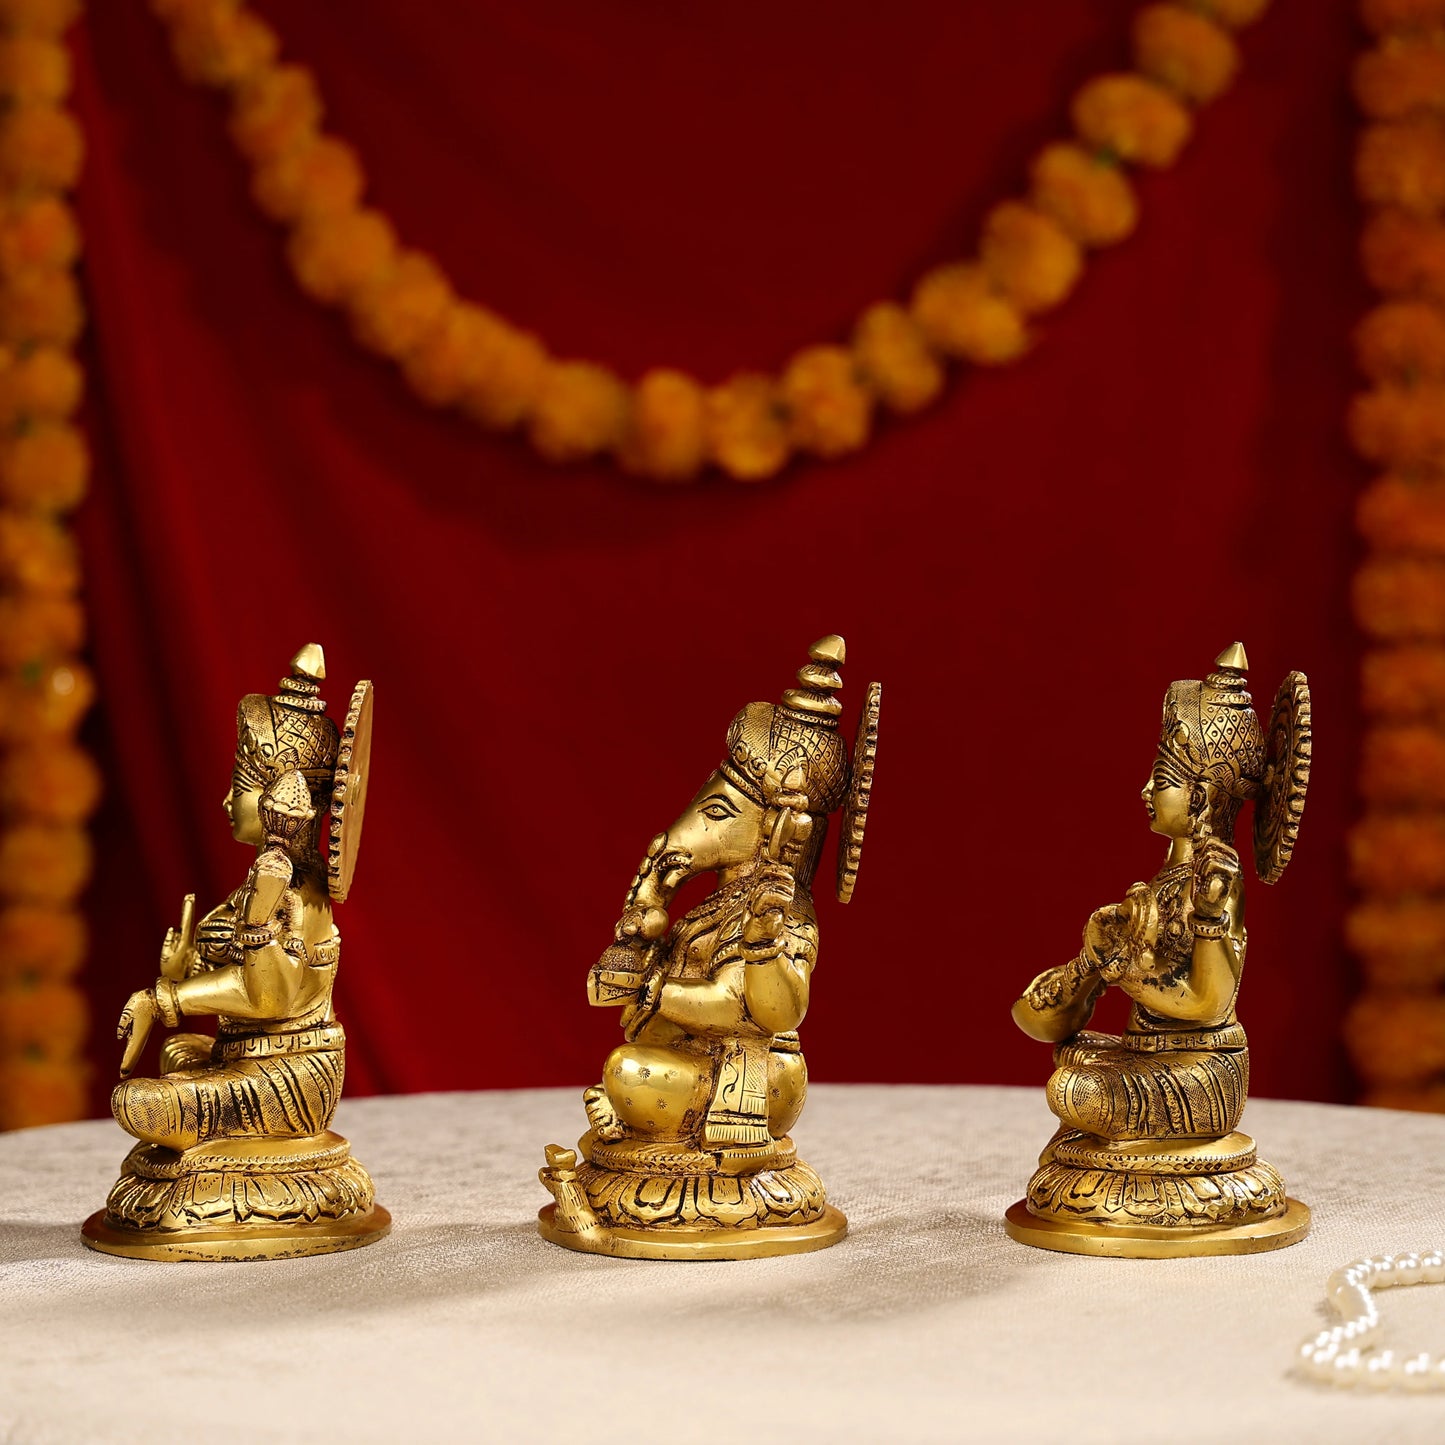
(80, 1130), (391, 1262)
(1004, 1130), (1310, 1258)
(537, 1132), (847, 1260)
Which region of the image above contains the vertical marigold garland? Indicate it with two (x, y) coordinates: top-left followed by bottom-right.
(1346, 0), (1445, 1112)
(0, 0), (96, 1130)
(150, 0), (1270, 482)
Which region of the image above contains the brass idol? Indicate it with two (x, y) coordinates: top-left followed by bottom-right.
(1005, 644), (1312, 1258)
(539, 634), (879, 1259)
(81, 646), (389, 1261)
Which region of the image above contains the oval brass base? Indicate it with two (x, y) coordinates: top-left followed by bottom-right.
(80, 1204), (391, 1263)
(1003, 1197), (1311, 1258)
(538, 1202), (847, 1260)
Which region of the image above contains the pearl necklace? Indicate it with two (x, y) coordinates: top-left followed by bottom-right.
(1297, 1251), (1445, 1390)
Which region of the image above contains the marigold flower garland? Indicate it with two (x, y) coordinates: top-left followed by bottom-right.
(1346, 0), (1445, 1115)
(151, 0), (1271, 483)
(0, 0), (95, 1131)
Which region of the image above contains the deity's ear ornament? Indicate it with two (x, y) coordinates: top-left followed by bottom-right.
(538, 634), (881, 1259)
(80, 646), (388, 1262)
(1005, 643), (1313, 1259)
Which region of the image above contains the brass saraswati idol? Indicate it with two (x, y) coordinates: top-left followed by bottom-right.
(82, 646), (388, 1262)
(539, 635), (879, 1259)
(1005, 644), (1311, 1258)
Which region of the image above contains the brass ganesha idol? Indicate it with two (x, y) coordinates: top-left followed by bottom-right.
(82, 646), (387, 1262)
(1006, 644), (1311, 1258)
(539, 635), (879, 1259)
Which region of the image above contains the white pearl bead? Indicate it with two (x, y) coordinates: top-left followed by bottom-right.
(1306, 1348), (1337, 1379)
(1369, 1256), (1397, 1285)
(1331, 1285), (1370, 1320)
(1332, 1348), (1363, 1384)
(1394, 1253), (1423, 1285)
(1403, 1353), (1434, 1391)
(1434, 1357), (1445, 1386)
(1365, 1351), (1397, 1389)
(1422, 1250), (1445, 1285)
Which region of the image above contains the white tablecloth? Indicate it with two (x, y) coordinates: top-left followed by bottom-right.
(2, 1086), (1444, 1443)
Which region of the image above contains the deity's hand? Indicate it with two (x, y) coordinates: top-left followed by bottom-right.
(741, 868), (796, 963)
(1192, 836), (1241, 917)
(621, 962), (666, 1042)
(614, 905), (670, 946)
(157, 891), (197, 981)
(1083, 903), (1127, 957)
(623, 834), (693, 916)
(117, 989), (159, 1078)
(158, 932), (196, 982)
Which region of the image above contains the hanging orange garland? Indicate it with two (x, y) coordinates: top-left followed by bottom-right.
(1346, 0), (1445, 1114)
(151, 0), (1271, 482)
(0, 0), (97, 1131)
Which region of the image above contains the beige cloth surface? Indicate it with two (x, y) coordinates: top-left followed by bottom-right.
(2, 1085), (1444, 1444)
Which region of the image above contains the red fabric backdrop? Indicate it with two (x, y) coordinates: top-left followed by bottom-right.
(70, 0), (1364, 1111)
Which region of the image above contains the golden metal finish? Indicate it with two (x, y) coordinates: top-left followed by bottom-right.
(835, 679), (880, 905)
(327, 679), (373, 904)
(539, 635), (880, 1259)
(1006, 644), (1313, 1258)
(1003, 1199), (1311, 1259)
(81, 647), (388, 1263)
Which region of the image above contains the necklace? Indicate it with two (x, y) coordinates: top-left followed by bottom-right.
(1297, 1250), (1445, 1390)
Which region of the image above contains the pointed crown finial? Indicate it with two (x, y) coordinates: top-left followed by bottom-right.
(1215, 641), (1248, 673)
(782, 634), (845, 722)
(809, 635), (845, 666)
(275, 643), (327, 714)
(291, 644), (326, 681)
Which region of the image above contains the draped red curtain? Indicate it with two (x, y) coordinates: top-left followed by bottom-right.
(70, 0), (1363, 1110)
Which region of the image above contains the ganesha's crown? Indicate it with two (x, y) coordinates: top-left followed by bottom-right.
(235, 645), (341, 803)
(1159, 642), (1267, 800)
(722, 635), (851, 815)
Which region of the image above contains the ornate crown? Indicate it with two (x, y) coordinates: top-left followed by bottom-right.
(720, 635), (851, 816)
(234, 644), (341, 807)
(1157, 642), (1267, 800)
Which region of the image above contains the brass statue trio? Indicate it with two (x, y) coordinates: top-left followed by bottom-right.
(81, 636), (1311, 1265)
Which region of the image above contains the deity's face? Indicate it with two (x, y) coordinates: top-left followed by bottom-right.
(1140, 753), (1194, 839)
(630, 770), (766, 912)
(225, 758), (265, 846)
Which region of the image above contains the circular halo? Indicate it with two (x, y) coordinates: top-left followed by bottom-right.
(327, 679), (373, 903)
(835, 680), (881, 904)
(1254, 671), (1310, 885)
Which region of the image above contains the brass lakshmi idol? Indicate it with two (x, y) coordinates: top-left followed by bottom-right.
(1005, 644), (1311, 1258)
(81, 646), (388, 1262)
(538, 635), (879, 1259)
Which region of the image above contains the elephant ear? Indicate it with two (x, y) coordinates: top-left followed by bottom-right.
(836, 680), (881, 905)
